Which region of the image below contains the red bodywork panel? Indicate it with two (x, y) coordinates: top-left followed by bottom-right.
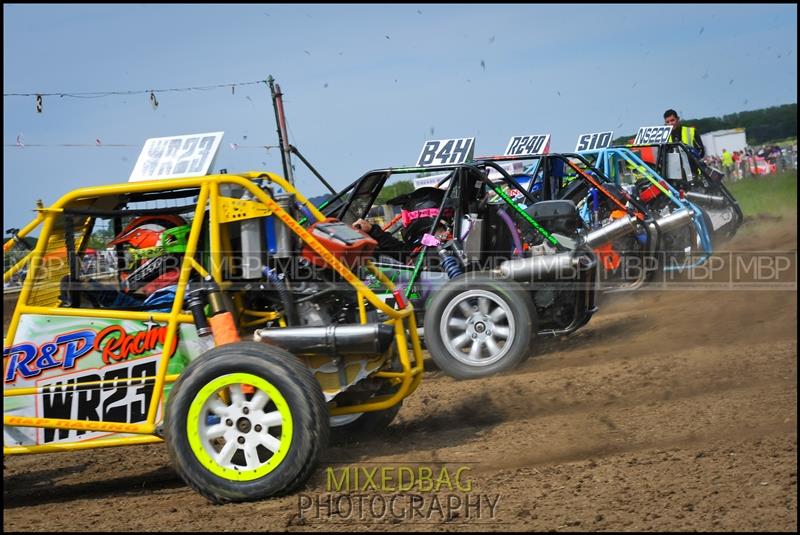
(301, 218), (378, 269)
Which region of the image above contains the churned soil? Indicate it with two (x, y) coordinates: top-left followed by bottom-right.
(3, 215), (797, 532)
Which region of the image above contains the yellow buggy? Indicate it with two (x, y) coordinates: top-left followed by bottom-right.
(3, 170), (424, 503)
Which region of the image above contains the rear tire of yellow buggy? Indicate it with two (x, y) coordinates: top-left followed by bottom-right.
(329, 401), (402, 445)
(165, 342), (329, 504)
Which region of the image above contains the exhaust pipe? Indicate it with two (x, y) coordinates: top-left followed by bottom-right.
(684, 191), (727, 209)
(254, 323), (395, 356)
(499, 252), (578, 280)
(583, 215), (638, 248)
(653, 208), (694, 234)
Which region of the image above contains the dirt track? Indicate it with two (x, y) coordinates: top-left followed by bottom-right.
(3, 215), (797, 532)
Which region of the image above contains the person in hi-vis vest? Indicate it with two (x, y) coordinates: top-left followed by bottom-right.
(664, 109), (706, 159)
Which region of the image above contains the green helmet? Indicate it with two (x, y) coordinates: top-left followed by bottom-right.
(128, 224), (190, 261)
(160, 225), (190, 254)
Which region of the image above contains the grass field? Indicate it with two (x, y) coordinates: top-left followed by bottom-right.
(726, 169), (797, 217)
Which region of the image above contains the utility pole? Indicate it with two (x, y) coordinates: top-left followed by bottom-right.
(267, 75), (295, 186)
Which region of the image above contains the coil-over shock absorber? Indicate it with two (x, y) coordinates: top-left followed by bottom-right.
(441, 254), (464, 279)
(438, 241), (465, 279)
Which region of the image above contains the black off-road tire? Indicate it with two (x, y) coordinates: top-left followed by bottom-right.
(329, 402), (402, 444)
(424, 273), (537, 379)
(165, 341), (329, 504)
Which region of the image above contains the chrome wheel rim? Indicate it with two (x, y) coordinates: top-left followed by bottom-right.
(439, 289), (515, 367)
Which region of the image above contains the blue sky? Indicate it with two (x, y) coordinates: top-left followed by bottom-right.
(3, 3), (797, 229)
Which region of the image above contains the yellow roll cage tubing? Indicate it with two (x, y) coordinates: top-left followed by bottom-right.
(3, 171), (424, 455)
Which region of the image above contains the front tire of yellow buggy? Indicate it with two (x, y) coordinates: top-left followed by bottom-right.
(165, 342), (329, 504)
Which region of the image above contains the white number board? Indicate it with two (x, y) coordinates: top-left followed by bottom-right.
(575, 131), (614, 151)
(632, 126), (672, 146)
(504, 134), (551, 156)
(129, 132), (224, 182)
(417, 138), (475, 167)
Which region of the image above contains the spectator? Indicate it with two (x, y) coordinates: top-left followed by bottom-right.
(744, 146), (755, 178)
(721, 148), (735, 181)
(732, 150), (742, 181)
